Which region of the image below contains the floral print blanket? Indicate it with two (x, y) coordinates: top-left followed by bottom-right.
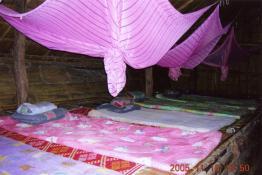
(0, 113), (221, 174)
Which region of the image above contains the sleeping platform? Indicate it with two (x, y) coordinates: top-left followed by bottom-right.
(0, 94), (260, 175)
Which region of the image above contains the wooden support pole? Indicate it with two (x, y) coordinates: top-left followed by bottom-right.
(259, 55), (262, 103)
(145, 67), (153, 97)
(13, 0), (29, 105)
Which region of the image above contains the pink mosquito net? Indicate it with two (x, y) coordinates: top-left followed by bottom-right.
(203, 27), (248, 80)
(0, 0), (225, 96)
(157, 6), (230, 81)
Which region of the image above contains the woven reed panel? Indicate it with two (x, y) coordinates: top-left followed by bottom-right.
(0, 55), (109, 110)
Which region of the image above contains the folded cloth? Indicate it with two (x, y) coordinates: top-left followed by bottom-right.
(69, 107), (91, 115)
(110, 91), (145, 109)
(110, 97), (133, 108)
(12, 108), (67, 125)
(97, 103), (140, 113)
(162, 90), (182, 99)
(127, 91), (145, 102)
(16, 102), (57, 115)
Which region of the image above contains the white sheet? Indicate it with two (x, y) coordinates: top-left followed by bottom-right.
(89, 108), (236, 132)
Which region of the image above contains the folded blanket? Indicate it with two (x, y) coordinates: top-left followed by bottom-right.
(16, 102), (57, 115)
(127, 91), (145, 102)
(110, 97), (133, 108)
(12, 108), (67, 124)
(97, 103), (140, 113)
(110, 91), (145, 108)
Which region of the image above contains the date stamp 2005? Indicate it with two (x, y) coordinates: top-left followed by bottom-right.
(170, 164), (190, 172)
(170, 163), (250, 174)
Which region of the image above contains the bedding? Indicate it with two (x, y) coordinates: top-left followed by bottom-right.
(97, 103), (140, 113)
(136, 95), (255, 119)
(0, 113), (221, 174)
(16, 102), (57, 115)
(89, 107), (236, 132)
(127, 91), (145, 102)
(0, 127), (143, 175)
(0, 136), (122, 175)
(110, 98), (133, 108)
(69, 107), (91, 115)
(156, 94), (256, 109)
(11, 108), (67, 124)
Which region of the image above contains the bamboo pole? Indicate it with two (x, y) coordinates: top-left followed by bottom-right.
(145, 67), (153, 96)
(13, 0), (29, 105)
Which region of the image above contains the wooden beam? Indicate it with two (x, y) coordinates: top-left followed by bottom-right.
(145, 67), (153, 96)
(259, 56), (262, 102)
(13, 0), (29, 105)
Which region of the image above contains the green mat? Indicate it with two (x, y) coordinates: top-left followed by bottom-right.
(158, 94), (256, 109)
(135, 94), (256, 119)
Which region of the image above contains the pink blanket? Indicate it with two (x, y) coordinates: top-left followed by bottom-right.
(0, 113), (221, 173)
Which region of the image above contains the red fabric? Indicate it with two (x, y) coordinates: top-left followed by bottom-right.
(69, 107), (91, 116)
(0, 127), (143, 174)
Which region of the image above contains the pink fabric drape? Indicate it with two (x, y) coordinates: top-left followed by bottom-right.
(157, 6), (230, 80)
(0, 0), (213, 96)
(203, 27), (247, 81)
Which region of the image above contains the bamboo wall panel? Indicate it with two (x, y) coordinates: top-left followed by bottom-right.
(0, 55), (109, 110)
(0, 54), (144, 110)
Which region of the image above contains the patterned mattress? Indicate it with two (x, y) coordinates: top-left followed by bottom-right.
(0, 111), (221, 175)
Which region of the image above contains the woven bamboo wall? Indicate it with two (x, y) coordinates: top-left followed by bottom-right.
(0, 54), (107, 109)
(0, 54), (145, 110)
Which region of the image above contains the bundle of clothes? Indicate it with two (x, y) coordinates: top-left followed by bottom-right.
(97, 91), (145, 113)
(12, 102), (67, 124)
